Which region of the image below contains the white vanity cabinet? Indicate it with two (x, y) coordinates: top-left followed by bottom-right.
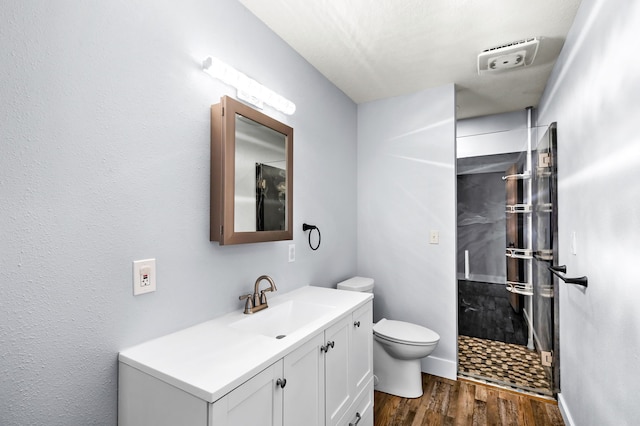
(281, 305), (373, 426)
(212, 312), (372, 426)
(351, 302), (373, 398)
(323, 315), (351, 425)
(118, 287), (373, 426)
(335, 302), (374, 426)
(282, 332), (325, 425)
(210, 361), (284, 426)
(210, 332), (326, 426)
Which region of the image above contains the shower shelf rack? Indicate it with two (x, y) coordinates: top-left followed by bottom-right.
(506, 204), (532, 213)
(539, 284), (554, 298)
(537, 203), (553, 213)
(506, 248), (533, 259)
(537, 166), (552, 178)
(506, 280), (533, 296)
(535, 249), (554, 261)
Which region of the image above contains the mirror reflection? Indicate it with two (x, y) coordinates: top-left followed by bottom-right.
(234, 115), (287, 232)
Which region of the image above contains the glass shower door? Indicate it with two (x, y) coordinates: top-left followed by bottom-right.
(532, 123), (559, 395)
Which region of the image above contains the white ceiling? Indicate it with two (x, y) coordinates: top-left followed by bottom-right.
(238, 0), (582, 119)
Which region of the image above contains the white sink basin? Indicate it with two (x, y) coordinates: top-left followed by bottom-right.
(229, 300), (336, 338)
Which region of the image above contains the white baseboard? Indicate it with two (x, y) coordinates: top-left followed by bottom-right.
(558, 393), (575, 426)
(420, 355), (456, 380)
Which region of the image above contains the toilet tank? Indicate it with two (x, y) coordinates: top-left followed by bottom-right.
(336, 276), (374, 293)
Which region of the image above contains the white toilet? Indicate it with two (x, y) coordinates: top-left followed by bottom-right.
(337, 276), (440, 399)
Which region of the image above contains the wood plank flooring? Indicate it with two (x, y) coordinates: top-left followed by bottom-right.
(374, 374), (564, 426)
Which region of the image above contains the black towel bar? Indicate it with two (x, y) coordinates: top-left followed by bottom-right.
(548, 265), (588, 287)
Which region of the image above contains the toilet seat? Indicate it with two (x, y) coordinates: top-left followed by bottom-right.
(373, 318), (440, 345)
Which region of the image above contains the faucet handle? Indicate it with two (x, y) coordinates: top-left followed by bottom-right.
(259, 289), (271, 305)
(239, 293), (254, 314)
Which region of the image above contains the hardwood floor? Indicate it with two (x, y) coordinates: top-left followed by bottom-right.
(374, 374), (564, 426)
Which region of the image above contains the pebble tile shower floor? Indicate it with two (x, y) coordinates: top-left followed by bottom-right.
(458, 335), (552, 397)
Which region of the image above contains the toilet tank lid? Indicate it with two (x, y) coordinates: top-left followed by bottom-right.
(373, 318), (440, 344)
(336, 276), (374, 292)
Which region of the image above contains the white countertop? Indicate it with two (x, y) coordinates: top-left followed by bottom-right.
(119, 286), (372, 403)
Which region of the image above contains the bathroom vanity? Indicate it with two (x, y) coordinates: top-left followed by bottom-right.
(118, 286), (373, 426)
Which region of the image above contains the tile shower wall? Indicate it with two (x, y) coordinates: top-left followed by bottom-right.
(457, 171), (506, 283)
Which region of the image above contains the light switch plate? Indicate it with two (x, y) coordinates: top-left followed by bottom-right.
(429, 230), (439, 244)
(288, 244), (295, 262)
(133, 259), (156, 295)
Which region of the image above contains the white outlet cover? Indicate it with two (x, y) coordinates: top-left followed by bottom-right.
(288, 244), (295, 262)
(133, 258), (156, 295)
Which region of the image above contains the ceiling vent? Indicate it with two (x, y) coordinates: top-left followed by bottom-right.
(477, 37), (540, 75)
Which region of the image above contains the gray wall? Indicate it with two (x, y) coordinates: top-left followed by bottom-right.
(357, 86), (458, 379)
(0, 1), (357, 424)
(536, 0), (640, 423)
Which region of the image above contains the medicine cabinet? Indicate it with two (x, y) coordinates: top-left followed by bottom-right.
(210, 96), (293, 245)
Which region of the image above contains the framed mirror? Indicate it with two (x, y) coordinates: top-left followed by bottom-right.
(210, 96), (293, 245)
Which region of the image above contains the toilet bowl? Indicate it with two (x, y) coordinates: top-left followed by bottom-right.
(337, 277), (440, 398)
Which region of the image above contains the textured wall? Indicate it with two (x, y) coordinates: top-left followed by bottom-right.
(0, 1), (357, 424)
(356, 86), (457, 379)
(536, 0), (640, 424)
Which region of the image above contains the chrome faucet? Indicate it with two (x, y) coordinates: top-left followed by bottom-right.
(239, 275), (277, 314)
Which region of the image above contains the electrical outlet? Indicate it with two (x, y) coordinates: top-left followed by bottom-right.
(429, 230), (439, 244)
(133, 259), (156, 295)
(288, 244), (295, 262)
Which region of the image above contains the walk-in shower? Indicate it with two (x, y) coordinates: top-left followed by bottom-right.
(456, 111), (559, 397)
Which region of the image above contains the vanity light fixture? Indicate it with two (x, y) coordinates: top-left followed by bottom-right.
(202, 56), (296, 115)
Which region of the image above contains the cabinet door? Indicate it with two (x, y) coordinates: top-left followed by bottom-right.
(283, 333), (325, 426)
(210, 361), (283, 426)
(324, 316), (352, 426)
(351, 302), (373, 397)
(119, 363), (208, 426)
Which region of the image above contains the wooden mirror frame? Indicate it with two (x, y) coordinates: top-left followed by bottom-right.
(210, 96), (293, 245)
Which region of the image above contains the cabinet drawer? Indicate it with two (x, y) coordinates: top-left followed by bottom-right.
(338, 377), (373, 426)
